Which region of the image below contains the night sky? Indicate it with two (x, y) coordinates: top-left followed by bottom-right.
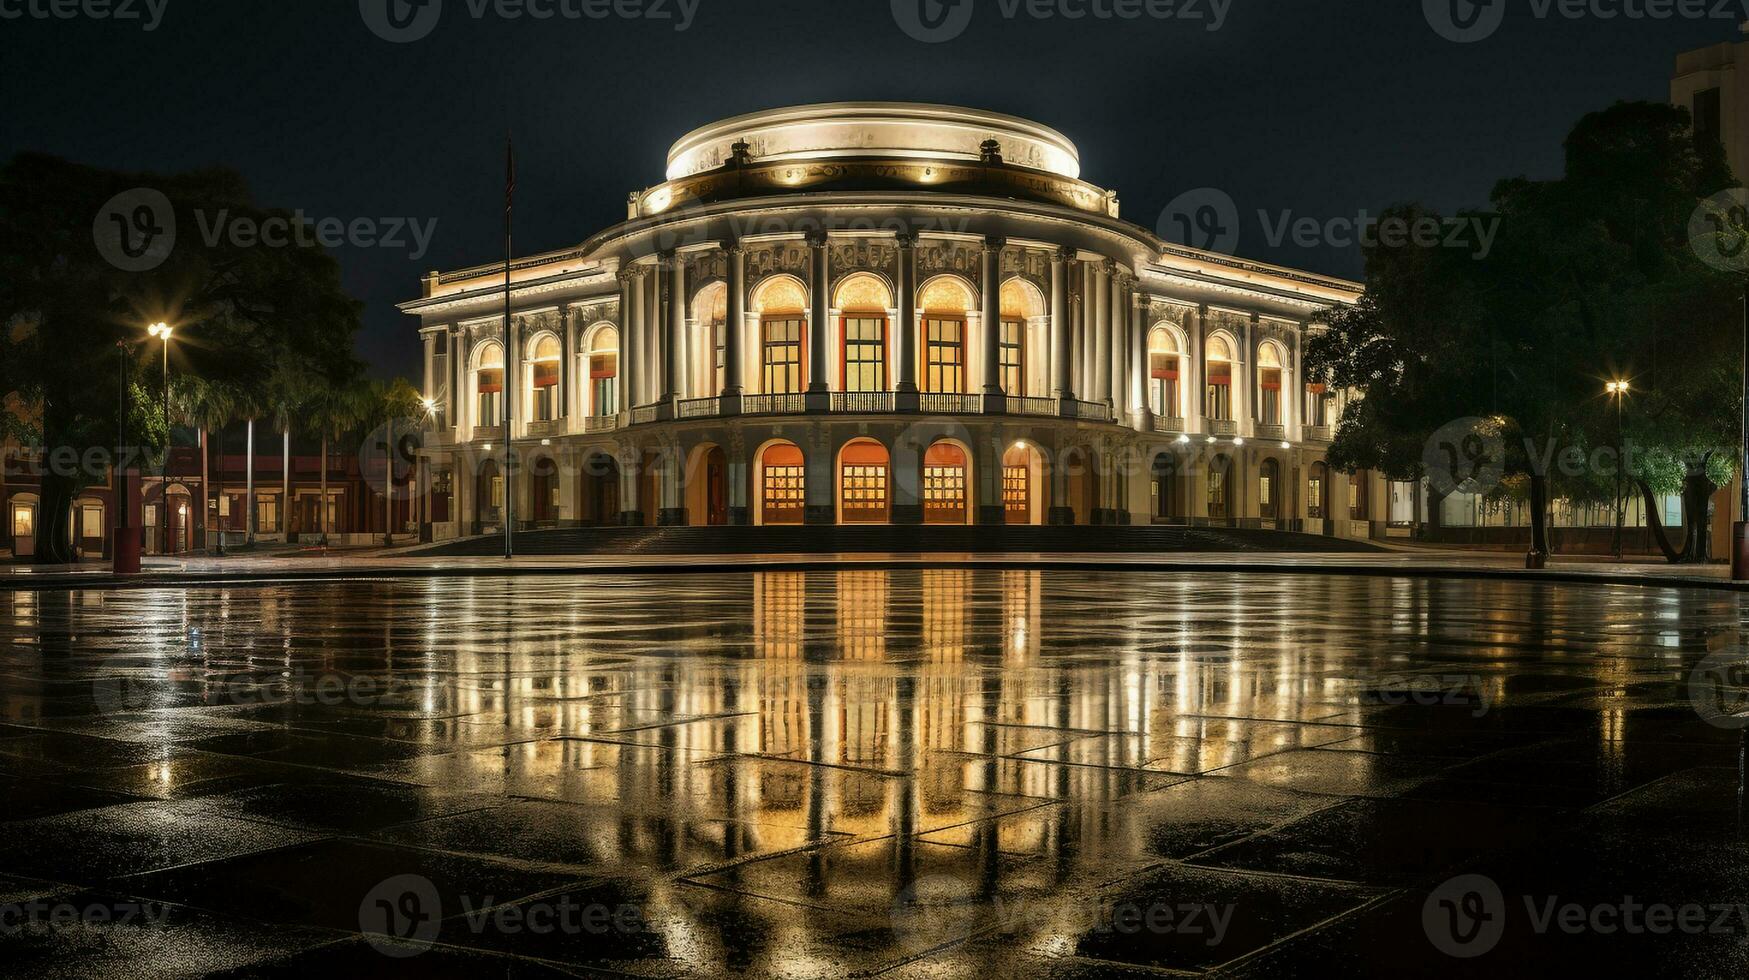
(6, 0), (1738, 378)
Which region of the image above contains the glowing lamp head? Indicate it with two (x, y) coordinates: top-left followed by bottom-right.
(147, 322), (171, 339)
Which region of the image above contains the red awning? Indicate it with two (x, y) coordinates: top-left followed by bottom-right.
(1152, 368), (1179, 380)
(590, 355), (616, 380)
(1307, 383), (1328, 394)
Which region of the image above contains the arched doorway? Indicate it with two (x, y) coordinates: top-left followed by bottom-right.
(9, 492), (39, 558)
(758, 442), (806, 525)
(1207, 455), (1231, 522)
(1309, 462), (1328, 520)
(579, 453), (619, 525)
(74, 497), (106, 559)
(1064, 446), (1100, 525)
(839, 439), (891, 525)
(685, 444), (730, 526)
(1002, 442), (1044, 525)
(1151, 453), (1182, 523)
(475, 459), (502, 531)
(529, 456), (559, 524)
(922, 441), (969, 525)
(1259, 458), (1281, 522)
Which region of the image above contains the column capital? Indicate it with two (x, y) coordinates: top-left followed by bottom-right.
(1100, 257), (1117, 275)
(617, 267), (641, 284)
(895, 231), (918, 250)
(804, 229), (829, 249)
(982, 235), (1007, 253)
(1055, 245), (1077, 264)
(722, 238), (743, 256)
(657, 249), (678, 266)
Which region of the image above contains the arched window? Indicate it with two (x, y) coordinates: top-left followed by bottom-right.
(754, 276), (807, 395)
(760, 442), (806, 525)
(528, 334), (562, 422)
(919, 277), (974, 393)
(839, 439), (891, 524)
(1258, 342), (1286, 426)
(1148, 327), (1182, 418)
(474, 340), (504, 430)
(836, 273), (891, 393)
(1204, 335), (1233, 421)
(694, 282), (728, 398)
(999, 279), (1044, 397)
(1305, 375), (1333, 427)
(587, 326), (619, 417)
(923, 441), (969, 525)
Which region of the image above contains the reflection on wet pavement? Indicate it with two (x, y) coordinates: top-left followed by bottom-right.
(0, 570), (1745, 977)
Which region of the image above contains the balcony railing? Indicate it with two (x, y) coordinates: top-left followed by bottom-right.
(1304, 425), (1333, 443)
(1255, 424), (1286, 442)
(1152, 416), (1186, 434)
(920, 393), (983, 414)
(742, 393), (807, 415)
(830, 391), (895, 413)
(584, 415), (620, 433)
(1009, 396), (1057, 417)
(630, 404), (660, 425)
(1071, 400), (1113, 422)
(524, 418), (566, 439)
(677, 397), (720, 419)
(1208, 418), (1238, 437)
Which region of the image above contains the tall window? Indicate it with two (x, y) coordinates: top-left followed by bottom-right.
(1207, 459), (1228, 519)
(924, 317), (964, 393)
(1305, 382), (1332, 426)
(530, 335), (561, 422)
(762, 317), (805, 394)
(761, 444), (806, 525)
(1148, 327), (1181, 417)
(695, 282), (728, 398)
(1205, 336), (1233, 421)
(999, 319), (1024, 396)
(475, 341), (504, 430)
(1308, 462), (1327, 519)
(588, 327), (619, 416)
(842, 316), (887, 392)
(1259, 457), (1280, 520)
(1258, 343), (1284, 426)
(840, 441), (890, 524)
(922, 442), (968, 525)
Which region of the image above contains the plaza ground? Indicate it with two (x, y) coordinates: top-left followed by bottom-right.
(0, 569), (1745, 977)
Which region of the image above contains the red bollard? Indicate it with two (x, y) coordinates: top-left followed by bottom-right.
(1733, 522), (1749, 582)
(112, 528), (141, 575)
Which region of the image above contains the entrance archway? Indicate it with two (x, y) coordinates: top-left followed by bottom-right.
(579, 453), (619, 525)
(758, 442), (806, 526)
(530, 456), (559, 524)
(475, 459), (502, 531)
(1151, 453), (1183, 523)
(1260, 457), (1281, 521)
(1002, 442), (1045, 525)
(1207, 454), (1232, 522)
(922, 441), (969, 525)
(685, 444), (730, 526)
(1063, 446), (1100, 525)
(838, 439), (891, 525)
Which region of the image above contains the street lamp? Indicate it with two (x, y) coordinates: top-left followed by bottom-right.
(147, 323), (172, 557)
(1606, 380), (1630, 560)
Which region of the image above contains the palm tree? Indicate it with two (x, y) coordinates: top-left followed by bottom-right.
(304, 379), (367, 547)
(264, 366), (309, 543)
(230, 386), (265, 547)
(172, 376), (236, 554)
(355, 378), (427, 545)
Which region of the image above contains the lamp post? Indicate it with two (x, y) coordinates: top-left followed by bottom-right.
(147, 322), (172, 557)
(1606, 380), (1630, 560)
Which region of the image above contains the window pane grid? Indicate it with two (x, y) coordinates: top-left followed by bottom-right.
(925, 317), (964, 393)
(843, 316), (886, 393)
(763, 317), (804, 394)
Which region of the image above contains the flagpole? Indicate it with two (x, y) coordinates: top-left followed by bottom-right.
(502, 135), (515, 560)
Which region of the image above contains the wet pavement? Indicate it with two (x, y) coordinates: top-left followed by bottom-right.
(0, 570), (1746, 977)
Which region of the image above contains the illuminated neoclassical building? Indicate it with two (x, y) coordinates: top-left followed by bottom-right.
(403, 103), (1372, 538)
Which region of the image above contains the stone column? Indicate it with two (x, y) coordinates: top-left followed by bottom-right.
(895, 232), (919, 411)
(421, 332), (436, 406)
(1092, 260), (1110, 405)
(892, 439), (922, 525)
(723, 242), (746, 410)
(561, 306), (576, 423)
(806, 231), (831, 410)
(1130, 286), (1150, 431)
(980, 235), (1005, 412)
(619, 268), (641, 417)
(617, 448), (643, 526)
(976, 434), (1004, 525)
(1192, 305), (1208, 433)
(1073, 262), (1088, 400)
(1051, 247), (1074, 402)
(446, 328), (459, 428)
(658, 441), (686, 526)
(663, 252), (685, 409)
(1109, 266), (1126, 418)
(644, 266), (661, 407)
(727, 434), (750, 525)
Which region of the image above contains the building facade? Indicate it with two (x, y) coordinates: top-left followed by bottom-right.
(404, 103), (1377, 539)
